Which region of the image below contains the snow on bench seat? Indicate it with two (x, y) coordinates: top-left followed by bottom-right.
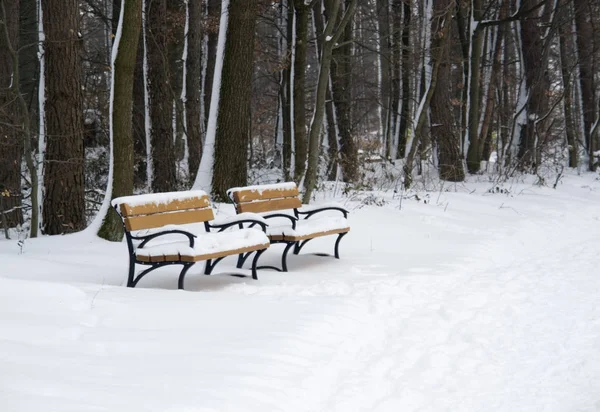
(136, 228), (270, 263)
(268, 216), (350, 241)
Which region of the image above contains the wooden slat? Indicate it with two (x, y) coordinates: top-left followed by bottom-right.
(124, 208), (215, 231)
(283, 227), (350, 242)
(136, 254), (182, 263)
(236, 197), (302, 214)
(232, 186), (299, 203)
(119, 195), (210, 217)
(181, 242), (271, 262)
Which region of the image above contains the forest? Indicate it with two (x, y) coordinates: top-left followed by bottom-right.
(1, 0), (598, 241)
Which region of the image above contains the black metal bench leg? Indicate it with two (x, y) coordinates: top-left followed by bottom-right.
(334, 232), (347, 259)
(251, 249), (267, 280)
(204, 259), (213, 275)
(281, 241), (294, 272)
(294, 238), (313, 255)
(177, 263), (194, 290)
(127, 256), (136, 287)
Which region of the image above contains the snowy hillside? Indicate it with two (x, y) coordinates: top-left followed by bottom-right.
(1, 172), (600, 411)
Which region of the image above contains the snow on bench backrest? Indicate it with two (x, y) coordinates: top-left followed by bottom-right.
(227, 182), (302, 214)
(111, 190), (214, 231)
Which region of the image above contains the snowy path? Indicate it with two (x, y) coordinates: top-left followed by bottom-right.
(1, 175), (600, 411)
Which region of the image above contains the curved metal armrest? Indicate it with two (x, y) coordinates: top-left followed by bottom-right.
(262, 213), (297, 229)
(295, 207), (348, 219)
(209, 219), (268, 232)
(132, 229), (197, 248)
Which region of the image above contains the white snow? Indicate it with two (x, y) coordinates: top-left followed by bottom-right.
(210, 212), (267, 227)
(296, 202), (347, 213)
(193, 0), (229, 191)
(135, 228), (269, 260)
(227, 182), (298, 199)
(2, 172), (600, 411)
(112, 190), (209, 209)
(268, 215), (349, 239)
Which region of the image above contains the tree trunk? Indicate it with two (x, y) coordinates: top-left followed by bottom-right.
(203, 0), (220, 130)
(403, 0), (453, 189)
(211, 0), (258, 201)
(167, 0), (186, 162)
(331, 0), (357, 183)
(98, 0), (143, 241)
(0, 0), (23, 228)
(312, 1), (338, 181)
(558, 0), (578, 168)
(146, 0), (176, 192)
(377, 0), (391, 156)
(280, 0), (293, 181)
(573, 0), (596, 170)
(465, 0), (484, 174)
(132, 26), (147, 188)
(186, 0), (203, 182)
(41, 0), (85, 234)
(303, 0), (357, 203)
(430, 19), (465, 183)
(292, 0), (309, 183)
(395, 0), (409, 159)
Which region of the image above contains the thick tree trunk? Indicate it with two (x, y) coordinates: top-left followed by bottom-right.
(331, 0), (357, 183)
(465, 0), (484, 174)
(146, 0), (176, 192)
(0, 0), (23, 228)
(573, 0), (596, 170)
(518, 1), (551, 171)
(41, 0), (85, 234)
(211, 0), (258, 201)
(292, 0), (309, 183)
(167, 0), (186, 162)
(186, 0), (203, 182)
(558, 0), (578, 168)
(430, 23), (465, 183)
(98, 0), (143, 241)
(203, 0), (220, 130)
(280, 0), (293, 181)
(132, 27), (147, 188)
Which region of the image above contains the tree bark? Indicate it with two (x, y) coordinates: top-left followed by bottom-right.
(573, 0), (596, 170)
(303, 0), (357, 203)
(331, 0), (357, 183)
(292, 0), (309, 183)
(203, 0), (220, 130)
(395, 0), (409, 159)
(98, 0), (143, 241)
(0, 0), (23, 228)
(377, 0), (391, 157)
(211, 0), (258, 201)
(146, 0), (176, 192)
(41, 0), (86, 234)
(186, 0), (203, 182)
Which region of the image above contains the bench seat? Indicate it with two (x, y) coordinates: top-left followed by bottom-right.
(136, 228), (270, 263)
(267, 216), (350, 241)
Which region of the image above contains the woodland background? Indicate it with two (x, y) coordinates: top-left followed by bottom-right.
(0, 0), (599, 241)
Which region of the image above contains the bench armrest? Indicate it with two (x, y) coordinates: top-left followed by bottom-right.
(132, 229), (197, 248)
(295, 203), (348, 219)
(208, 212), (268, 232)
(261, 213), (297, 229)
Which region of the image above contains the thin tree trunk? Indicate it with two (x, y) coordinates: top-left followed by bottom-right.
(377, 0), (391, 156)
(203, 0), (220, 130)
(211, 0), (258, 201)
(280, 0), (293, 181)
(98, 0), (143, 241)
(42, 0), (85, 234)
(395, 0), (409, 159)
(303, 0), (357, 203)
(186, 0), (203, 182)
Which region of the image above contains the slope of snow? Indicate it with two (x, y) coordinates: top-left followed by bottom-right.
(1, 172), (600, 411)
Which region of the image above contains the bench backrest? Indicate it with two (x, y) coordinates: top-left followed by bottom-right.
(229, 183), (302, 214)
(113, 191), (214, 231)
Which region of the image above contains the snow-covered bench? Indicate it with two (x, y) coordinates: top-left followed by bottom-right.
(112, 190), (270, 290)
(227, 183), (349, 272)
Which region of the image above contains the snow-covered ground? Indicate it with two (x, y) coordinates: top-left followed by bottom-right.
(2, 172), (600, 411)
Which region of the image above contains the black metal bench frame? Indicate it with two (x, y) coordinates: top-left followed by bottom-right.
(115, 204), (268, 290)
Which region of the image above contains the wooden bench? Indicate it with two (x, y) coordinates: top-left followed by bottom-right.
(112, 190), (270, 290)
(227, 183), (349, 272)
